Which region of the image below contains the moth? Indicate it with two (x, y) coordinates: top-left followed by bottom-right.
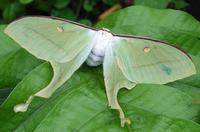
(4, 17), (196, 127)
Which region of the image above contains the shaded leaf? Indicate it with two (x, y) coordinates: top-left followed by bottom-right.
(3, 2), (25, 23)
(134, 0), (188, 9)
(32, 0), (53, 12)
(134, 0), (170, 8)
(51, 8), (77, 20)
(0, 25), (42, 88)
(78, 19), (92, 26)
(0, 0), (13, 9)
(83, 0), (96, 12)
(0, 88), (12, 105)
(19, 0), (33, 5)
(1, 63), (53, 110)
(54, 0), (70, 9)
(103, 0), (119, 6)
(170, 0), (188, 9)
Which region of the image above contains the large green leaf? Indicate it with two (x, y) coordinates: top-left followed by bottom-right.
(0, 25), (42, 88)
(0, 64), (200, 131)
(0, 5), (200, 131)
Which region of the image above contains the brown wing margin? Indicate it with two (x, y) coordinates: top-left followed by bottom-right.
(114, 34), (193, 61)
(9, 16), (194, 62)
(10, 16), (98, 31)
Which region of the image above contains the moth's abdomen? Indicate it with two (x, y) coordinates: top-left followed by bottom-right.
(86, 30), (113, 66)
(86, 51), (104, 66)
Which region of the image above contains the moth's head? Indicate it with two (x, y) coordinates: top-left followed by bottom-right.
(102, 28), (110, 32)
(100, 28), (113, 37)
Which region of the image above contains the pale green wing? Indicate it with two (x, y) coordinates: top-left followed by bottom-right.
(4, 17), (97, 112)
(112, 36), (196, 84)
(4, 17), (96, 63)
(14, 42), (94, 113)
(103, 45), (136, 127)
(35, 43), (94, 98)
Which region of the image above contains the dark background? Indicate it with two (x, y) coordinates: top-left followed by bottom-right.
(0, 0), (199, 25)
(186, 0), (200, 20)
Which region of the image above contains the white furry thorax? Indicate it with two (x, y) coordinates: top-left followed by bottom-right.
(86, 29), (113, 66)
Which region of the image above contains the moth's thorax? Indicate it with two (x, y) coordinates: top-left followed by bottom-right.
(86, 29), (113, 66)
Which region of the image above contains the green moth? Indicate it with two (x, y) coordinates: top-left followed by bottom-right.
(4, 17), (196, 127)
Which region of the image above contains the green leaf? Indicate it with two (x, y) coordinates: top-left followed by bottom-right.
(134, 0), (188, 9)
(32, 0), (53, 12)
(19, 0), (33, 5)
(3, 2), (25, 23)
(1, 5), (200, 131)
(1, 62), (53, 110)
(134, 0), (170, 8)
(0, 88), (12, 105)
(83, 0), (96, 12)
(54, 0), (70, 9)
(78, 19), (92, 26)
(0, 25), (19, 56)
(51, 8), (77, 21)
(0, 25), (42, 88)
(0, 49), (42, 88)
(0, 65), (200, 131)
(169, 0), (188, 9)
